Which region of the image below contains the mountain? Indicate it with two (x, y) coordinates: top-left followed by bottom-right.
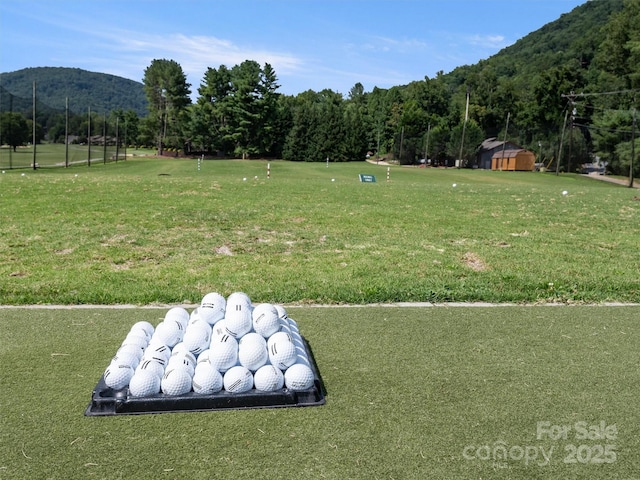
(0, 67), (147, 116)
(444, 0), (625, 91)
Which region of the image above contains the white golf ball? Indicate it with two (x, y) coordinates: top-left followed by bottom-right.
(142, 343), (171, 363)
(164, 306), (190, 328)
(224, 305), (253, 338)
(562, 190), (568, 196)
(136, 358), (165, 380)
(253, 365), (284, 392)
(182, 324), (211, 356)
(196, 348), (212, 364)
(129, 369), (161, 397)
(452, 183), (457, 187)
(208, 334), (238, 373)
(200, 292), (226, 325)
(161, 368), (192, 395)
(122, 331), (149, 350)
(130, 321), (155, 340)
(243, 177), (247, 181)
(274, 305), (289, 321)
(104, 363), (134, 390)
(268, 337), (298, 370)
(284, 363), (314, 391)
(211, 319), (227, 339)
(252, 303), (281, 338)
(223, 366), (253, 393)
(167, 355), (196, 377)
(116, 343), (144, 361)
(227, 291), (252, 306)
(238, 336), (269, 371)
(267, 331), (293, 349)
(192, 362), (223, 394)
(111, 351), (140, 369)
(152, 320), (184, 348)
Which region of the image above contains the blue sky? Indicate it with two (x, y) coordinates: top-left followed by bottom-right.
(1, 0), (586, 97)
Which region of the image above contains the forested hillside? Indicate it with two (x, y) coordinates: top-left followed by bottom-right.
(1, 0), (638, 177)
(0, 67), (147, 116)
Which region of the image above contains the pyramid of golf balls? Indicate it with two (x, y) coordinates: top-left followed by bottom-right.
(103, 292), (315, 397)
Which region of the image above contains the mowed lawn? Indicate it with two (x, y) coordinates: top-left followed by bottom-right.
(1, 159), (639, 478)
(1, 305), (639, 479)
(0, 158), (638, 305)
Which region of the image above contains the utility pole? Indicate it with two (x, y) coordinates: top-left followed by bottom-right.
(87, 106), (91, 167)
(458, 86), (470, 168)
(32, 81), (37, 170)
(630, 108), (637, 188)
(65, 97), (69, 168)
(499, 112), (510, 171)
(556, 108), (569, 176)
(424, 123), (431, 164)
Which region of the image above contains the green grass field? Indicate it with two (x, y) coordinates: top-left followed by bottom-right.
(1, 159), (639, 479)
(1, 158), (638, 305)
(1, 305), (638, 479)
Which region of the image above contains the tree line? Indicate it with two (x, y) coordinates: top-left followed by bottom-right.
(1, 0), (638, 175)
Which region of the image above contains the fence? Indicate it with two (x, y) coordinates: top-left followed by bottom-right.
(0, 143), (126, 170)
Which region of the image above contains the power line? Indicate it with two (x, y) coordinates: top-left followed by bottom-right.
(562, 89), (640, 99)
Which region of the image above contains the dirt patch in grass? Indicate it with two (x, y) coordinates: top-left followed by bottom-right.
(463, 252), (489, 271)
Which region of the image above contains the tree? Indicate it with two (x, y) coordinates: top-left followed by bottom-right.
(446, 120), (484, 166)
(0, 112), (30, 150)
(142, 59), (191, 155)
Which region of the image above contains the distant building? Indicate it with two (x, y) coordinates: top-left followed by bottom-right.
(491, 149), (536, 171)
(477, 137), (522, 169)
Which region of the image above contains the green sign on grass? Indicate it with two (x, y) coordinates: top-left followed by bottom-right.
(359, 174), (376, 183)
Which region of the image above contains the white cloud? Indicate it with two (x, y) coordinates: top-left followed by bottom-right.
(467, 34), (507, 49)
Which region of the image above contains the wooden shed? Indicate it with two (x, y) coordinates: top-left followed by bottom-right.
(491, 149), (535, 171)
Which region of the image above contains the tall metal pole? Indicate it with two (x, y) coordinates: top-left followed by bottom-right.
(630, 108), (636, 188)
(115, 116), (120, 163)
(499, 112), (510, 171)
(32, 81), (37, 170)
(123, 118), (127, 161)
(103, 112), (107, 165)
(87, 106), (91, 167)
(424, 123), (431, 163)
(8, 93), (13, 169)
(458, 87), (470, 168)
(65, 97), (69, 168)
(556, 108), (569, 176)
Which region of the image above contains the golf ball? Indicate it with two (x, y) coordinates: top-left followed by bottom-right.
(130, 321), (155, 340)
(136, 358), (165, 380)
(161, 368), (192, 396)
(238, 336), (269, 371)
(268, 337), (298, 370)
(200, 292), (226, 325)
(104, 363), (134, 390)
(111, 351), (140, 369)
(284, 364), (314, 391)
(562, 190), (568, 196)
(252, 303), (281, 338)
(207, 334), (238, 373)
(164, 306), (190, 328)
(253, 365), (284, 391)
(182, 324), (211, 356)
(152, 320), (185, 348)
(192, 362), (223, 394)
(223, 366), (253, 393)
(129, 369), (161, 397)
(225, 306), (252, 338)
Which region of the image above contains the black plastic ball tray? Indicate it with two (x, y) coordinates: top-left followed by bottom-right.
(85, 338), (325, 416)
